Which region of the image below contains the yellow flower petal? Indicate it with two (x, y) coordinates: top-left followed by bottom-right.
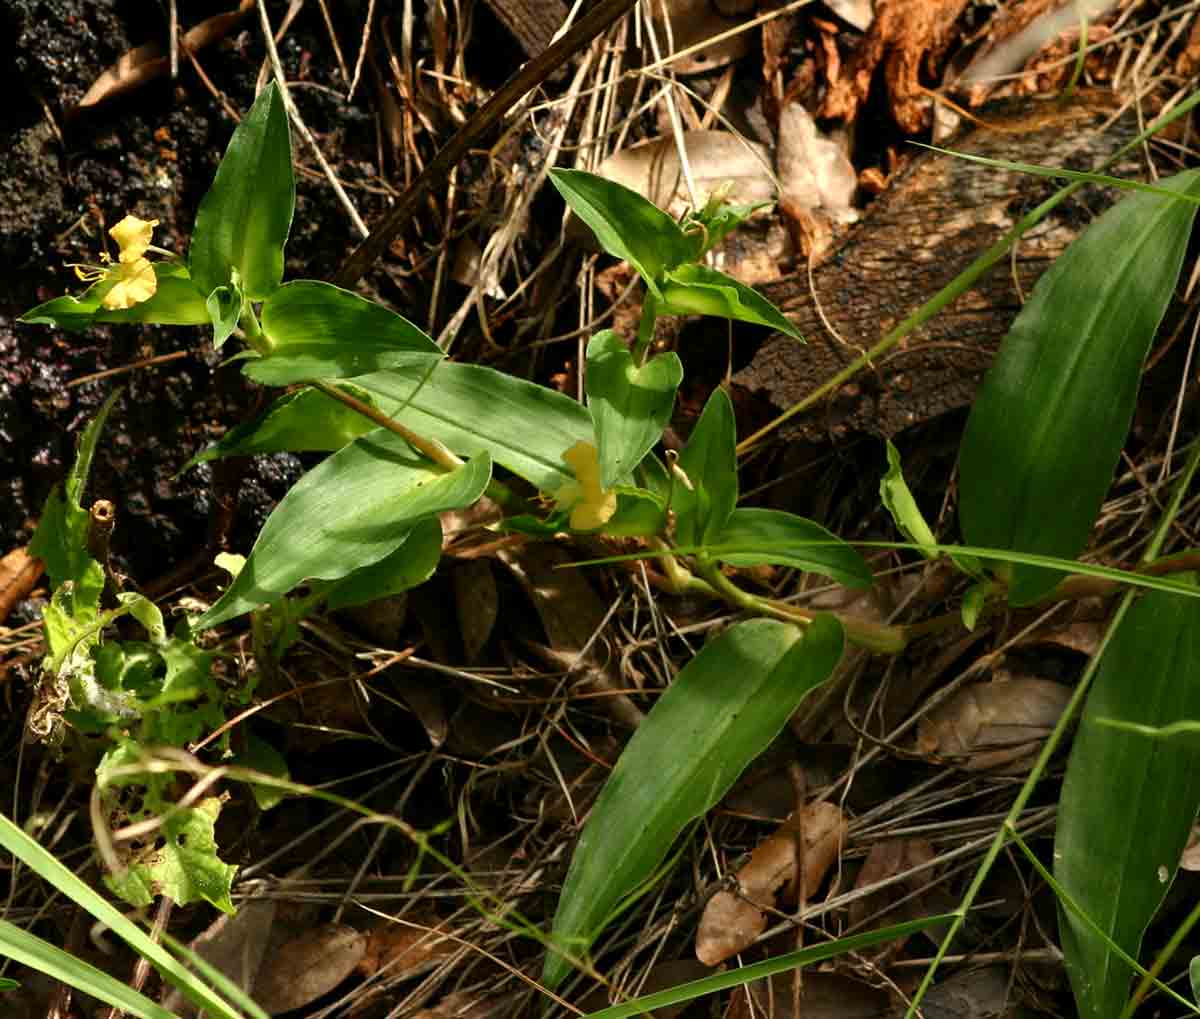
(558, 440), (617, 530)
(109, 215), (159, 264)
(102, 258), (157, 310)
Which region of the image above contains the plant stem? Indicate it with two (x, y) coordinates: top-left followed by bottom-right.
(632, 297), (658, 366)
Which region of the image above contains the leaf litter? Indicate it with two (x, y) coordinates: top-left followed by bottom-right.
(6, 2), (1200, 1018)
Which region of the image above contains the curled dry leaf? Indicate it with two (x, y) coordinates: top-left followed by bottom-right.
(847, 837), (948, 950)
(820, 0), (969, 132)
(596, 131), (774, 221)
(776, 103), (858, 258)
(649, 0), (752, 75)
(0, 546), (43, 623)
(161, 899), (278, 1018)
(76, 0), (255, 111)
(917, 676), (1071, 772)
(695, 800), (846, 966)
(252, 923), (367, 1015)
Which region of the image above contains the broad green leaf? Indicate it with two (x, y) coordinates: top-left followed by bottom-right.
(193, 436), (491, 629)
(353, 362), (593, 492)
(959, 169), (1200, 605)
(545, 614), (844, 990)
(0, 811), (249, 1019)
(20, 262), (209, 332)
(249, 281), (442, 384)
(206, 282), (242, 349)
(674, 387), (738, 548)
(707, 507), (873, 588)
(1055, 583), (1200, 1019)
(549, 168), (692, 295)
(0, 919), (179, 1019)
(106, 797), (237, 913)
(586, 329), (682, 488)
(604, 488), (667, 537)
(323, 514), (443, 610)
(190, 82), (295, 300)
(658, 263), (801, 338)
(181, 385), (380, 473)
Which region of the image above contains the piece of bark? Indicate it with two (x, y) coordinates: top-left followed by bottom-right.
(484, 0), (569, 57)
(732, 93), (1145, 443)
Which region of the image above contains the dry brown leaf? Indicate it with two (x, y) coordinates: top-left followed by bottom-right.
(728, 971), (888, 1019)
(650, 0), (752, 75)
(357, 920), (456, 979)
(696, 800), (846, 965)
(252, 923), (367, 1015)
(0, 546), (43, 623)
(161, 900), (278, 1017)
(77, 0), (255, 111)
(820, 0), (969, 131)
(776, 103), (858, 258)
(917, 676), (1070, 772)
(453, 559), (499, 663)
(390, 671), (448, 747)
(596, 131), (774, 221)
(847, 837), (940, 947)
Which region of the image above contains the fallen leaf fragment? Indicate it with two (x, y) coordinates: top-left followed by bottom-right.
(358, 919), (455, 979)
(77, 0), (255, 111)
(453, 559), (499, 663)
(847, 837), (946, 952)
(161, 899), (277, 1017)
(696, 800), (846, 966)
(252, 923), (367, 1015)
(776, 103), (858, 258)
(917, 676), (1070, 772)
(820, 0), (969, 131)
(0, 547), (43, 623)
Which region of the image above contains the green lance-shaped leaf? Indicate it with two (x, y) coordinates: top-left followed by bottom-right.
(959, 168), (1200, 605)
(544, 614), (844, 990)
(674, 387), (738, 548)
(353, 361), (593, 493)
(181, 384), (382, 473)
(549, 168), (693, 296)
(192, 435), (491, 629)
(706, 508), (873, 588)
(322, 515), (444, 611)
(586, 329), (682, 489)
(658, 263), (801, 338)
(249, 280), (443, 385)
(20, 262), (209, 333)
(30, 389), (121, 590)
(1055, 582), (1200, 1019)
(190, 81), (295, 301)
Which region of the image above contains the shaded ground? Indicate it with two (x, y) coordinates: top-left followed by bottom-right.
(4, 2), (1200, 1018)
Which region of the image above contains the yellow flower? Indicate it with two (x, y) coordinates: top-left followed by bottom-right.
(67, 214), (161, 310)
(109, 215), (159, 263)
(557, 440), (617, 531)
